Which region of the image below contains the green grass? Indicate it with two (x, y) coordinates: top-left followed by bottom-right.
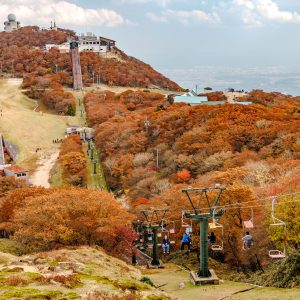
(78, 273), (112, 285)
(0, 239), (26, 256)
(113, 279), (151, 291)
(49, 162), (64, 187)
(83, 131), (108, 192)
(0, 287), (64, 300)
(229, 287), (300, 300)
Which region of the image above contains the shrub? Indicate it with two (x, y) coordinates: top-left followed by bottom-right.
(140, 276), (154, 286)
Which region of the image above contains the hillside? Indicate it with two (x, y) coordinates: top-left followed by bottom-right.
(0, 26), (181, 92)
(0, 245), (172, 300)
(84, 89), (300, 271)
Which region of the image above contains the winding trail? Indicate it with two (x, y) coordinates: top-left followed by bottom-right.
(30, 151), (59, 188)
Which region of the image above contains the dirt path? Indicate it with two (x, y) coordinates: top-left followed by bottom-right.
(145, 264), (300, 300)
(30, 151), (59, 188)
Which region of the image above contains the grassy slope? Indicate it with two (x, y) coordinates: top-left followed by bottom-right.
(0, 79), (107, 190)
(0, 79), (75, 174)
(144, 264), (300, 300)
(0, 244), (171, 300)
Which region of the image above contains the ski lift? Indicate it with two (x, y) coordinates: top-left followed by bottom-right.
(269, 197), (286, 259)
(169, 221), (176, 234)
(182, 211), (192, 233)
(158, 220), (169, 246)
(243, 208), (254, 229)
(209, 208), (224, 251)
(168, 221), (176, 245)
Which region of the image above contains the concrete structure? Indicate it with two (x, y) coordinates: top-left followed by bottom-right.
(70, 41), (83, 90)
(67, 126), (95, 140)
(3, 165), (29, 183)
(45, 32), (116, 54)
(4, 14), (20, 32)
(0, 135), (5, 165)
(78, 33), (116, 53)
(233, 101), (253, 105)
(174, 95), (209, 105)
(45, 42), (70, 53)
(173, 89), (252, 106)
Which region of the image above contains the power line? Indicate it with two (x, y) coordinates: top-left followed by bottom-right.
(158, 192), (300, 216)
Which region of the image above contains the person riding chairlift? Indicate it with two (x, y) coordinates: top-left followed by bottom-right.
(181, 232), (192, 252)
(162, 235), (170, 254)
(208, 232), (217, 244)
(242, 231), (254, 249)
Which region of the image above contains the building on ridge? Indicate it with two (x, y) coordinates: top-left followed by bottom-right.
(45, 33), (116, 54)
(4, 13), (21, 32)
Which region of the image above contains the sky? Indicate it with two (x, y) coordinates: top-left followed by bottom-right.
(1, 0), (300, 71)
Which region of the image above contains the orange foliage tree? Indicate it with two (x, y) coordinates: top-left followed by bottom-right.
(59, 135), (87, 187)
(6, 188), (133, 251)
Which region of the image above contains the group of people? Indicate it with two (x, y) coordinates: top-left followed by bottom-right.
(161, 231), (253, 254)
(53, 139), (63, 144)
(161, 231), (193, 254)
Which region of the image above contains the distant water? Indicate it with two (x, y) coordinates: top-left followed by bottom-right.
(160, 66), (300, 96)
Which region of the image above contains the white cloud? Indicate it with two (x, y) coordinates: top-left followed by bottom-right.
(0, 0), (124, 28)
(146, 9), (220, 24)
(233, 0), (300, 26)
(146, 12), (167, 23)
(121, 0), (170, 7)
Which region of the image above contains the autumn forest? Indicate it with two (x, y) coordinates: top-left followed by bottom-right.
(0, 24), (299, 296)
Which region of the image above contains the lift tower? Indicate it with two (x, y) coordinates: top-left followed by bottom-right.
(182, 186), (225, 284)
(141, 209), (168, 267)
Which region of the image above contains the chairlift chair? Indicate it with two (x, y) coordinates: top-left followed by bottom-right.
(268, 197), (286, 259)
(243, 208), (254, 229)
(168, 221), (176, 245)
(158, 220), (169, 246)
(181, 211), (192, 228)
(209, 208), (224, 251)
(169, 221), (176, 234)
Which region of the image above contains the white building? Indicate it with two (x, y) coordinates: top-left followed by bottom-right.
(4, 14), (20, 32)
(3, 165), (29, 184)
(66, 126), (95, 140)
(45, 33), (116, 54)
(78, 33), (116, 53)
(45, 42), (70, 53)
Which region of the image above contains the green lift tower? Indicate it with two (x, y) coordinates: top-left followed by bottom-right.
(182, 186), (225, 285)
(141, 209), (168, 267)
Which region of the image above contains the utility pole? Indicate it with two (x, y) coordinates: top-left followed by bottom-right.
(141, 209), (168, 267)
(90, 148), (94, 160)
(93, 161), (97, 174)
(182, 186), (225, 284)
(155, 149), (159, 169)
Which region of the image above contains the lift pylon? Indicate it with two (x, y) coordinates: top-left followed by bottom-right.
(182, 186), (225, 285)
(141, 209), (168, 267)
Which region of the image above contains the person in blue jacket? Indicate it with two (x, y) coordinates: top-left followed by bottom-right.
(181, 232), (191, 251)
